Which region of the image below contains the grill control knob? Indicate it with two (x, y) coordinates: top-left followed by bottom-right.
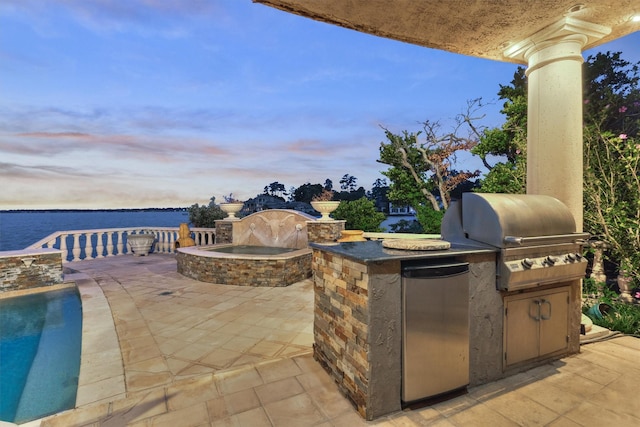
(545, 256), (558, 266)
(566, 253), (576, 262)
(574, 253), (583, 260)
(521, 258), (534, 269)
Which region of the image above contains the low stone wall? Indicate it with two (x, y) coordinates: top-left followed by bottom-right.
(0, 249), (64, 293)
(177, 249), (312, 287)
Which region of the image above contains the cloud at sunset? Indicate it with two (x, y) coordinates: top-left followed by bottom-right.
(1, 2), (638, 209)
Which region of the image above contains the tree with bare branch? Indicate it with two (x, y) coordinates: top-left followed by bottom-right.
(378, 100), (483, 231)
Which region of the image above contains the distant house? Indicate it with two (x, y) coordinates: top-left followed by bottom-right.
(243, 195), (320, 217)
(244, 195), (288, 213)
(388, 203), (415, 216)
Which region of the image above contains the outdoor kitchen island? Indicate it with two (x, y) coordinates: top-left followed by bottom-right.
(310, 193), (586, 421)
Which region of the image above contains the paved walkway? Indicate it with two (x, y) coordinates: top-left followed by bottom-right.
(27, 255), (640, 426)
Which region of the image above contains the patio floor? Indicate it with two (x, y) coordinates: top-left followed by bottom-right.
(27, 254), (640, 426)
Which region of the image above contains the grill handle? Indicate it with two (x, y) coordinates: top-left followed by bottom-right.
(503, 233), (590, 246)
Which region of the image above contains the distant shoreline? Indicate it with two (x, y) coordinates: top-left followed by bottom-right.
(1, 208), (189, 213)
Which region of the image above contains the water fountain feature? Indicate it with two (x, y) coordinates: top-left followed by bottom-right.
(176, 209), (317, 286)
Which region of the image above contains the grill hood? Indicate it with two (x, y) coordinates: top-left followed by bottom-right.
(442, 193), (583, 248)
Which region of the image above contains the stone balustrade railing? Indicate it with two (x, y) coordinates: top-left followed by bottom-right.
(28, 227), (216, 263)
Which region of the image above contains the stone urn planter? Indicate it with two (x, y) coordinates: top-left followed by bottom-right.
(310, 201), (340, 221)
(127, 233), (155, 256)
(220, 202), (244, 220)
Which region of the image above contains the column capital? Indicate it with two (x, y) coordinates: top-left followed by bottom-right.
(504, 17), (611, 63)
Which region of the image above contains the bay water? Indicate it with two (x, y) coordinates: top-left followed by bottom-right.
(0, 210), (189, 251)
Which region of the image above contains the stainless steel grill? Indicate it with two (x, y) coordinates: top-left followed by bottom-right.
(441, 193), (589, 291)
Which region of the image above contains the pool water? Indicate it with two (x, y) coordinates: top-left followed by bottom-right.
(0, 287), (82, 424)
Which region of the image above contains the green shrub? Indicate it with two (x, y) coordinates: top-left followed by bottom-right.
(333, 197), (386, 232)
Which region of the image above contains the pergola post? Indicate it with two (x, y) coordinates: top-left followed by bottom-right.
(504, 18), (611, 232)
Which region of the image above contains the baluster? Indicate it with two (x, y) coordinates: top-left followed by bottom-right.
(169, 231), (175, 253)
(155, 231), (162, 253)
(162, 231), (168, 253)
(106, 232), (115, 256)
(83, 232), (94, 260)
(95, 232), (105, 258)
(60, 234), (69, 262)
(163, 231), (169, 253)
(72, 234), (82, 262)
(117, 231), (124, 255)
(209, 231), (215, 245)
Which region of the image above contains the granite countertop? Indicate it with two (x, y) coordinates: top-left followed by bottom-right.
(309, 240), (497, 263)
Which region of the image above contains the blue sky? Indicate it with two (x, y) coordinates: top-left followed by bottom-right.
(1, 1), (638, 209)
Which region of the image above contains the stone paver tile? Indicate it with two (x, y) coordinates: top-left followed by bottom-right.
(483, 391), (560, 426)
(293, 354), (323, 373)
(565, 400), (639, 427)
(546, 416), (583, 427)
(119, 334), (157, 353)
(554, 357), (622, 386)
(430, 394), (477, 418)
(447, 402), (518, 426)
(290, 332), (313, 346)
(104, 387), (167, 426)
(263, 393), (326, 426)
(40, 402), (110, 427)
(126, 370), (173, 392)
(254, 377), (304, 406)
(229, 353), (268, 368)
(545, 370), (607, 399)
(75, 375), (126, 406)
(306, 382), (354, 419)
(216, 367), (264, 395)
(295, 368), (336, 392)
(256, 358), (303, 383)
(156, 337), (191, 355)
(192, 316), (227, 331)
(329, 412), (378, 426)
(173, 327), (214, 343)
(221, 335), (259, 353)
(116, 324), (152, 340)
(516, 381), (583, 415)
(200, 348), (243, 368)
(207, 388), (262, 419)
(172, 342), (217, 362)
(214, 320), (252, 335)
(173, 363), (215, 379)
(466, 380), (510, 403)
(196, 330), (236, 348)
(78, 354), (123, 386)
(264, 330), (298, 343)
(230, 407), (272, 427)
(121, 343), (162, 366)
(165, 356), (191, 375)
(166, 374), (219, 411)
(276, 345), (311, 359)
(144, 402), (210, 427)
(237, 325), (274, 340)
(249, 340), (284, 358)
(587, 376), (640, 419)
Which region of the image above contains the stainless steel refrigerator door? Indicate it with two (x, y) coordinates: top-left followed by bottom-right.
(402, 263), (469, 403)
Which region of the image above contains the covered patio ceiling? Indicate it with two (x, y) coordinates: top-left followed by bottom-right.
(253, 0), (639, 63)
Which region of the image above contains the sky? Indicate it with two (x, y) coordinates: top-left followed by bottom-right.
(1, 1), (638, 209)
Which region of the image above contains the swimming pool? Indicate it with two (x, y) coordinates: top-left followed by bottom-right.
(0, 287), (82, 424)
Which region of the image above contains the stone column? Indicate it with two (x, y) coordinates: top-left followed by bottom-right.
(504, 18), (610, 232)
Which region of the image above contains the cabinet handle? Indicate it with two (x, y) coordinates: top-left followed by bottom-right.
(540, 299), (552, 320)
(530, 299), (541, 321)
